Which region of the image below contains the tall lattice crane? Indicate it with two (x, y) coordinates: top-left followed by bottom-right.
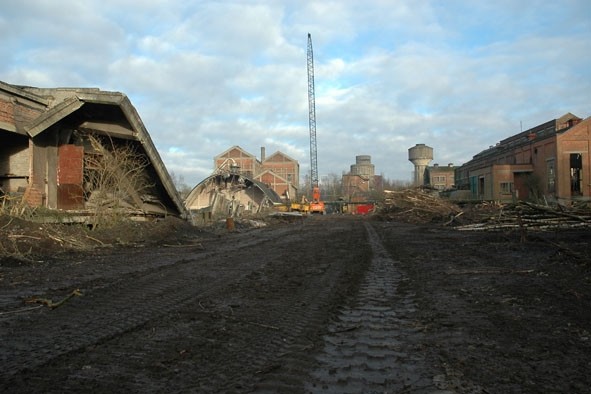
(307, 33), (325, 213)
(307, 33), (318, 191)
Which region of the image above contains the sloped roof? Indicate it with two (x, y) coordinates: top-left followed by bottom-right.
(215, 145), (256, 159)
(255, 169), (290, 183)
(471, 113), (582, 161)
(264, 150), (298, 163)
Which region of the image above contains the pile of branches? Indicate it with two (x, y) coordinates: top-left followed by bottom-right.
(375, 188), (591, 231)
(375, 188), (462, 224)
(454, 201), (591, 232)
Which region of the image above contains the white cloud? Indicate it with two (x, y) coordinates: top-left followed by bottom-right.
(1, 0), (590, 187)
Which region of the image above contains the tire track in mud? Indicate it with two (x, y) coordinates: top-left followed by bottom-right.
(0, 224), (298, 312)
(302, 222), (447, 393)
(1, 219), (372, 392)
(0, 225), (301, 383)
(0, 262), (233, 381)
(167, 219), (371, 393)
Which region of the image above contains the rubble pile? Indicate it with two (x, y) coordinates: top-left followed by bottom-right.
(376, 188), (462, 224)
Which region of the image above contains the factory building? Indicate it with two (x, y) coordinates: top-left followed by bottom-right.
(213, 146), (299, 200)
(456, 113), (591, 203)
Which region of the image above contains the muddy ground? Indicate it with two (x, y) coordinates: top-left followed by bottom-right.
(1, 213), (590, 393)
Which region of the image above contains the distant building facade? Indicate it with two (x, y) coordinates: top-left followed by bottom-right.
(456, 113), (590, 203)
(425, 163), (457, 190)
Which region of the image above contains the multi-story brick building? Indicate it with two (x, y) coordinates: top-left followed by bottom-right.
(214, 146), (299, 200)
(456, 113), (590, 203)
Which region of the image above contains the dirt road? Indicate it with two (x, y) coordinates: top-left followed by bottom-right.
(1, 215), (590, 393)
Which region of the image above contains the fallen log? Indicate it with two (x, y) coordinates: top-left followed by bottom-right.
(521, 201), (590, 222)
(25, 289), (83, 310)
(446, 269), (535, 275)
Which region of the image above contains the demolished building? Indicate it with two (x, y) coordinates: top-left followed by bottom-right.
(184, 159), (282, 223)
(0, 81), (187, 220)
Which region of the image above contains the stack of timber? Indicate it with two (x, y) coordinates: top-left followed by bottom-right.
(377, 188), (462, 224)
(454, 201), (591, 232)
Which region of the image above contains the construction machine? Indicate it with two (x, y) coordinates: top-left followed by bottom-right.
(289, 195), (311, 214)
(307, 33), (325, 214)
(309, 185), (325, 214)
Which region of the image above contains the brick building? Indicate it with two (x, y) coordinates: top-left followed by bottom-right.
(214, 146), (299, 200)
(425, 163), (457, 190)
(456, 113), (590, 203)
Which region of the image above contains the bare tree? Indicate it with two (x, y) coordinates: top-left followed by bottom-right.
(83, 134), (152, 228)
(169, 171), (192, 199)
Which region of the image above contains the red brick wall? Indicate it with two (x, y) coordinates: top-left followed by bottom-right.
(57, 145), (84, 209)
(258, 172), (289, 197)
(25, 185), (45, 206)
(0, 97), (44, 126)
(0, 98), (13, 124)
(58, 145), (84, 184)
(215, 148), (258, 177)
(0, 98), (43, 130)
(262, 153), (298, 186)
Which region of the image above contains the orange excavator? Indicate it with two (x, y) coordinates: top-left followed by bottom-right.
(309, 186), (325, 214)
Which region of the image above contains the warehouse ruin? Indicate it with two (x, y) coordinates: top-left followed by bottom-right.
(0, 81), (187, 221)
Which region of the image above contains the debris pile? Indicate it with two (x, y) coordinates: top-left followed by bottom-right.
(0, 214), (208, 261)
(455, 201), (591, 231)
(376, 188), (462, 224)
(375, 188), (591, 232)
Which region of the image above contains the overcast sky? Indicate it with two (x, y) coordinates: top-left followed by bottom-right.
(2, 1), (590, 187)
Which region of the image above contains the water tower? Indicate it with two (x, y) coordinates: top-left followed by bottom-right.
(408, 144), (433, 186)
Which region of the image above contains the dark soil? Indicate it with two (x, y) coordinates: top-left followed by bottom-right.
(1, 213), (590, 393)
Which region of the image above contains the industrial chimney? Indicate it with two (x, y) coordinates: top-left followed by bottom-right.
(408, 144), (433, 186)
(261, 146), (266, 162)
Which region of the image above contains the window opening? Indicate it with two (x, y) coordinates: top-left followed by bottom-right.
(570, 153), (582, 196)
(478, 176), (485, 199)
(500, 182), (514, 194)
(546, 159), (555, 193)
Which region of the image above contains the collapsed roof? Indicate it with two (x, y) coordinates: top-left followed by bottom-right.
(185, 170), (282, 221)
